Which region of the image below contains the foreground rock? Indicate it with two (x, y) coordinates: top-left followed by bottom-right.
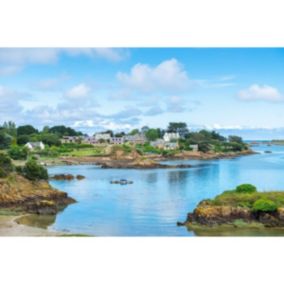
(0, 174), (75, 215)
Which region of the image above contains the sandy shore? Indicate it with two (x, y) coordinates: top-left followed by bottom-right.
(0, 215), (60, 236)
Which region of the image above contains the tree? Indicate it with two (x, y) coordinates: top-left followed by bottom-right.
(39, 133), (61, 146)
(3, 121), (17, 137)
(0, 153), (14, 178)
(229, 135), (243, 144)
(115, 132), (126, 137)
(17, 134), (30, 145)
(198, 142), (211, 153)
(167, 122), (189, 137)
(141, 126), (150, 133)
(145, 128), (160, 141)
(20, 159), (48, 181)
(0, 130), (12, 149)
(48, 125), (82, 137)
(17, 125), (38, 136)
(129, 129), (139, 135)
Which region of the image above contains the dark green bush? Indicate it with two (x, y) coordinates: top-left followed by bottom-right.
(21, 159), (48, 181)
(0, 153), (14, 178)
(235, 184), (257, 193)
(8, 145), (28, 160)
(252, 199), (277, 212)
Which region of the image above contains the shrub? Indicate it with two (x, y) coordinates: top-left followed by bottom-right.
(235, 184), (257, 194)
(21, 159), (48, 181)
(252, 199), (277, 213)
(8, 145), (28, 160)
(0, 153), (14, 178)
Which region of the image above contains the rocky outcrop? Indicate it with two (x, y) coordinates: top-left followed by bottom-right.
(99, 159), (192, 169)
(50, 174), (85, 181)
(0, 174), (75, 215)
(184, 201), (284, 227)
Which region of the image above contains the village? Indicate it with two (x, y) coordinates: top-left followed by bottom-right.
(59, 130), (198, 152)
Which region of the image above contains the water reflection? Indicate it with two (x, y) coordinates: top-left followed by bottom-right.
(167, 170), (188, 185)
(43, 144), (284, 236)
(16, 214), (56, 229)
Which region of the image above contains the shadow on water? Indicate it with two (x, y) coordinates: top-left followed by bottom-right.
(145, 172), (158, 183)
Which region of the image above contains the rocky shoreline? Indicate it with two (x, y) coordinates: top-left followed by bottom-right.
(98, 159), (192, 169)
(43, 149), (256, 168)
(180, 185), (284, 232)
(0, 173), (76, 215)
(183, 203), (284, 227)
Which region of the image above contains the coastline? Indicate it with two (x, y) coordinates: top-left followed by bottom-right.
(42, 149), (256, 167)
(0, 214), (60, 236)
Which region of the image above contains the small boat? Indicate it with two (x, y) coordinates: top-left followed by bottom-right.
(264, 150), (272, 154)
(110, 179), (134, 185)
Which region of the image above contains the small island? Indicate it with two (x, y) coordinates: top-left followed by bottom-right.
(182, 184), (284, 234)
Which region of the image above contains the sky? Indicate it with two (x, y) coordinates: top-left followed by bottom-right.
(0, 48), (284, 139)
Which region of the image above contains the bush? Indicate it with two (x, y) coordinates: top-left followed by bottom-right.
(21, 159), (48, 181)
(235, 184), (257, 194)
(8, 145), (28, 160)
(253, 199), (277, 212)
(0, 153), (14, 178)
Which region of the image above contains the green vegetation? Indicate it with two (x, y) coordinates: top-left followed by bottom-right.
(252, 199), (278, 213)
(0, 152), (48, 181)
(8, 145), (28, 160)
(206, 184), (284, 210)
(144, 128), (161, 141)
(0, 153), (14, 177)
(17, 158), (48, 181)
(236, 184), (257, 193)
(0, 121), (250, 165)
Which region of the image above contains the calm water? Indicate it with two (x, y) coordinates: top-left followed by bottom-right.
(46, 145), (284, 236)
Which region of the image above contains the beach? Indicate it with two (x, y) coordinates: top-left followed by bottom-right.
(0, 215), (59, 236)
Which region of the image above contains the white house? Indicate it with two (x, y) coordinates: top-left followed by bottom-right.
(25, 141), (45, 151)
(94, 133), (111, 141)
(163, 132), (180, 142)
(190, 144), (199, 152)
(124, 134), (146, 144)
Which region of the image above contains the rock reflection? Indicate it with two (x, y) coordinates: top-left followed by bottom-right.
(16, 214), (56, 229)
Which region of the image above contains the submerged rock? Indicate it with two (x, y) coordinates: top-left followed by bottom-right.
(50, 174), (85, 181)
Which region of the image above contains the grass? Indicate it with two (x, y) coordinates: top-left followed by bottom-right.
(206, 190), (284, 209)
(63, 147), (105, 157)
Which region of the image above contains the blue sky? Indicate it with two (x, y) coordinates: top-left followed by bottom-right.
(0, 48), (284, 139)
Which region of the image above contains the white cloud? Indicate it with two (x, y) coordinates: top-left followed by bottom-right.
(0, 48), (59, 65)
(65, 83), (91, 99)
(63, 48), (128, 62)
(237, 84), (283, 102)
(0, 86), (24, 121)
(117, 58), (191, 93)
(91, 48), (129, 62)
(0, 65), (22, 75)
(0, 48), (129, 76)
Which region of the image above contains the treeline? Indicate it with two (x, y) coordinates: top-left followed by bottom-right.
(0, 121), (248, 159)
(0, 122), (82, 149)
